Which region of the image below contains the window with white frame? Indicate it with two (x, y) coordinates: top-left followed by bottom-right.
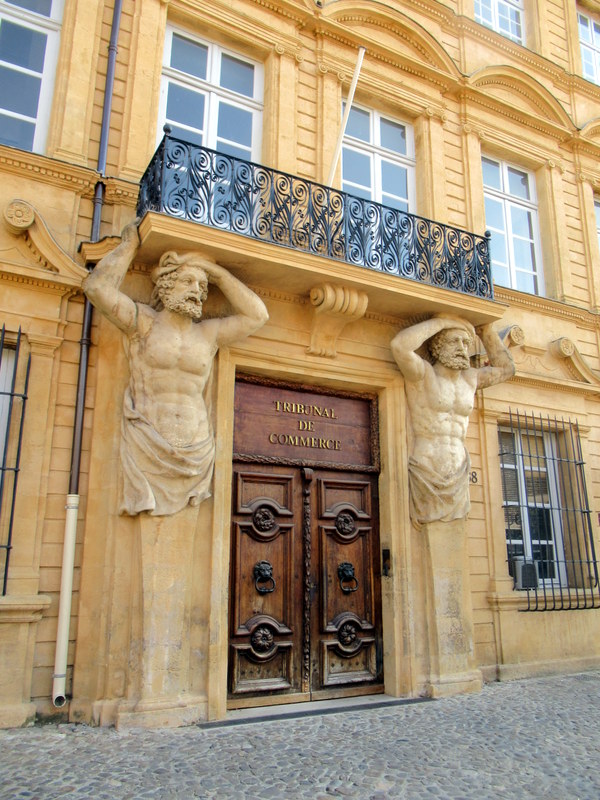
(594, 197), (600, 253)
(474, 0), (524, 44)
(159, 26), (263, 161)
(0, 0), (62, 153)
(341, 104), (415, 213)
(482, 156), (543, 294)
(499, 425), (567, 588)
(498, 411), (600, 610)
(578, 9), (600, 84)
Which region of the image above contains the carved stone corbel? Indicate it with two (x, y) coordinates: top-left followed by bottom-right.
(307, 283), (368, 358)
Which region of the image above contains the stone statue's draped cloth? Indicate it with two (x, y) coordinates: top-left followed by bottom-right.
(408, 446), (470, 526)
(119, 387), (215, 516)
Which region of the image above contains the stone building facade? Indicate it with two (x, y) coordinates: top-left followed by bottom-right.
(2, 0), (600, 728)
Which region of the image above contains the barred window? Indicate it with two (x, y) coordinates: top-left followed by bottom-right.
(474, 0), (524, 45)
(0, 326), (30, 595)
(498, 411), (600, 610)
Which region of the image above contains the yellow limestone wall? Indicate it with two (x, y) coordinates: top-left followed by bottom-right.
(1, 0), (600, 726)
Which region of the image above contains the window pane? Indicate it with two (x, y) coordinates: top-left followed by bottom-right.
(508, 167), (530, 200)
(579, 14), (591, 43)
(528, 507), (552, 540)
(170, 35), (207, 80)
(482, 157), (501, 189)
(0, 20), (47, 72)
(381, 161), (407, 198)
(216, 141), (250, 160)
(492, 264), (510, 287)
(342, 148), (371, 189)
(380, 118), (406, 154)
(501, 467), (519, 502)
(168, 124), (203, 147)
(515, 270), (537, 293)
(0, 111), (34, 149)
(485, 196), (505, 231)
(166, 83), (205, 131)
(595, 199), (600, 229)
(513, 238), (535, 271)
(525, 472), (550, 504)
(217, 103), (252, 148)
(499, 431), (516, 464)
(0, 65), (41, 116)
(510, 206), (533, 238)
(345, 106), (370, 142)
(5, 0), (52, 16)
(220, 54), (254, 98)
(475, 0), (493, 26)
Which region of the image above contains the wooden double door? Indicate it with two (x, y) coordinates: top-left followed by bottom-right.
(228, 463), (383, 705)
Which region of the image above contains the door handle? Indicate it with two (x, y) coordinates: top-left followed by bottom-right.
(253, 560), (276, 594)
(337, 562), (359, 593)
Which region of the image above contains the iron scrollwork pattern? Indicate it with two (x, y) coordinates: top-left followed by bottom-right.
(338, 562), (359, 594)
(137, 131), (493, 301)
(253, 560), (276, 594)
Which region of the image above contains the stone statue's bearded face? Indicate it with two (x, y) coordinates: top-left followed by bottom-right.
(155, 265), (209, 321)
(429, 328), (472, 370)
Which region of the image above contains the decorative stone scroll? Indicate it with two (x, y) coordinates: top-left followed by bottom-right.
(307, 283), (368, 357)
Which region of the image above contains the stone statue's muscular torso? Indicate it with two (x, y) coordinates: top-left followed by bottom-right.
(407, 364), (477, 480)
(127, 306), (218, 447)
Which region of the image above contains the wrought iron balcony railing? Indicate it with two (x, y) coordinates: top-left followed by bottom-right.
(137, 132), (493, 300)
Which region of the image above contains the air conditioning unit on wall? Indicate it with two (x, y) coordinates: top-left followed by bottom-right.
(514, 559), (539, 590)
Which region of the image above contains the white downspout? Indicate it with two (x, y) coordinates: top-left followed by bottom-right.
(52, 494), (79, 707)
(326, 46), (366, 187)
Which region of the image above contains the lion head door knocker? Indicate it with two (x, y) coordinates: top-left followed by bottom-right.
(253, 560), (276, 594)
(337, 561), (359, 593)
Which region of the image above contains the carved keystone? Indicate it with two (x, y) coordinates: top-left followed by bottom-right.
(307, 283), (368, 358)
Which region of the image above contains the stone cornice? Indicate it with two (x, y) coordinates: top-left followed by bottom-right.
(0, 146), (97, 197)
(494, 287), (600, 328)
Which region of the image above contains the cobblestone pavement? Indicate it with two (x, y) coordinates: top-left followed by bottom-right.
(1, 672), (599, 800)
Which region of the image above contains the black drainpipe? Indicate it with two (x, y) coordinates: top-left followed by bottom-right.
(53, 0), (124, 709)
(70, 0), (122, 494)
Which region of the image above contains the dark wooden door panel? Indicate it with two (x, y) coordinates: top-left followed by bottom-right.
(229, 465), (383, 703)
(229, 466), (303, 697)
(312, 472), (382, 692)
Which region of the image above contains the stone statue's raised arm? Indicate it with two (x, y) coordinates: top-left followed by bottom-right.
(189, 257), (269, 346)
(83, 221), (141, 335)
(475, 324), (515, 389)
(391, 316), (466, 382)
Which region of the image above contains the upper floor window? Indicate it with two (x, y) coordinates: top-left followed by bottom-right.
(474, 0), (524, 45)
(578, 10), (600, 84)
(341, 105), (415, 213)
(0, 0), (62, 153)
(595, 197), (600, 252)
(482, 156), (543, 294)
(159, 26), (263, 161)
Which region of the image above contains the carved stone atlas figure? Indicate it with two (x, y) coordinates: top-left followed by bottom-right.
(391, 315), (515, 526)
(83, 221), (268, 516)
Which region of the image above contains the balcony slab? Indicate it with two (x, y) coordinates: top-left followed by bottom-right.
(130, 212), (507, 324)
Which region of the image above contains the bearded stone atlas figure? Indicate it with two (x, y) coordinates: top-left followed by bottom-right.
(83, 221), (268, 516)
(391, 315), (515, 526)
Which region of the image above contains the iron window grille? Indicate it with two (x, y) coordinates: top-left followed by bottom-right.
(498, 409), (600, 611)
(0, 326), (30, 595)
